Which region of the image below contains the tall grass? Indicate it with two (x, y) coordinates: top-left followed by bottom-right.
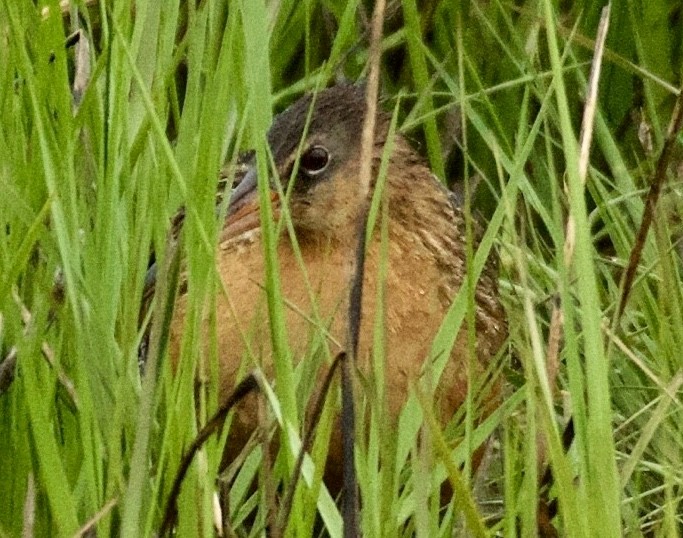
(1, 0), (682, 536)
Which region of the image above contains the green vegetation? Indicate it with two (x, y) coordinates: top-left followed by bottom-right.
(1, 0), (682, 536)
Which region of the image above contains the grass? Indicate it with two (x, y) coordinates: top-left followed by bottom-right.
(1, 0), (683, 536)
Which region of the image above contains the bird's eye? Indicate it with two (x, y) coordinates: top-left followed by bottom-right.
(300, 145), (330, 176)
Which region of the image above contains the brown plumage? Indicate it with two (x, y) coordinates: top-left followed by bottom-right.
(165, 84), (506, 484)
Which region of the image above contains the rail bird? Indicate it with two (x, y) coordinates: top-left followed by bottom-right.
(163, 84), (507, 487)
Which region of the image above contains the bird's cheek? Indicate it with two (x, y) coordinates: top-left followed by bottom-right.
(290, 197), (335, 235)
(288, 181), (328, 225)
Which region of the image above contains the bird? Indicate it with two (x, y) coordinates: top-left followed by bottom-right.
(163, 83), (507, 489)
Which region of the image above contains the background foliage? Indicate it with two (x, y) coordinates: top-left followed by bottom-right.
(1, 0), (682, 536)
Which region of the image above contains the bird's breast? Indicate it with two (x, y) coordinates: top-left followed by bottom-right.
(170, 222), (457, 392)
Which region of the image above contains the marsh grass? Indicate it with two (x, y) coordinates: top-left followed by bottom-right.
(1, 0), (682, 536)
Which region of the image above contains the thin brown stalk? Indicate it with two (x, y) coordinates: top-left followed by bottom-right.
(547, 3), (609, 403)
(22, 473), (35, 538)
(616, 89), (683, 320)
(159, 373), (259, 536)
(72, 497), (118, 538)
(0, 345), (16, 395)
(562, 3), (610, 265)
(539, 7), (610, 536)
(276, 352), (345, 535)
(1, 290), (79, 407)
(547, 4), (609, 397)
(341, 1), (387, 537)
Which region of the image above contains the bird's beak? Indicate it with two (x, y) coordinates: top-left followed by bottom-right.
(222, 167), (280, 241)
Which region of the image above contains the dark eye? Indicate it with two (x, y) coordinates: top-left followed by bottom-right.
(300, 145), (330, 176)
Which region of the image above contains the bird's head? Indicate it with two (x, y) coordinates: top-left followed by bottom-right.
(225, 85), (398, 243)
